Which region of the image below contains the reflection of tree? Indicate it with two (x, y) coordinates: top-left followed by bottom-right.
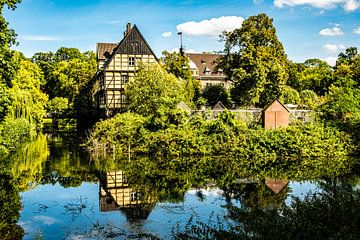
(224, 180), (289, 210)
(0, 172), (24, 239)
(8, 134), (49, 191)
(40, 134), (98, 187)
(175, 179), (360, 240)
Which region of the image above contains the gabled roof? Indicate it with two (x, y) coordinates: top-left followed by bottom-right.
(96, 43), (117, 60)
(212, 101), (226, 111)
(263, 99), (289, 113)
(265, 178), (289, 194)
(186, 53), (222, 76)
(103, 24), (158, 69)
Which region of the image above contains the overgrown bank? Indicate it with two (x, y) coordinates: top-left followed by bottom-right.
(87, 110), (357, 179)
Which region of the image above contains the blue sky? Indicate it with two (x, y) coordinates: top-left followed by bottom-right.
(4, 0), (360, 65)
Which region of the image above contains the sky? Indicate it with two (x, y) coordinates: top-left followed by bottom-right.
(3, 0), (360, 65)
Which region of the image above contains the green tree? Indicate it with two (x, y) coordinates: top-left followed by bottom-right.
(218, 13), (288, 107)
(320, 86), (360, 121)
(162, 50), (192, 80)
(8, 54), (48, 126)
(51, 55), (96, 105)
(54, 47), (82, 62)
(202, 84), (230, 107)
(126, 64), (186, 116)
(162, 51), (201, 107)
(336, 47), (358, 66)
(0, 0), (21, 87)
(300, 90), (319, 109)
(46, 97), (68, 112)
(280, 86), (300, 104)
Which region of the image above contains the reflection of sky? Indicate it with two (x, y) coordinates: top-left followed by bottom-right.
(285, 181), (319, 205)
(19, 183), (240, 239)
(19, 180), (320, 239)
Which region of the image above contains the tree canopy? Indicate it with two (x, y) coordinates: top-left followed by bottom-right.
(126, 64), (187, 116)
(218, 13), (288, 107)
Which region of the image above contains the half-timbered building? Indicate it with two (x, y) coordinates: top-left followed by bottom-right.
(95, 23), (157, 117)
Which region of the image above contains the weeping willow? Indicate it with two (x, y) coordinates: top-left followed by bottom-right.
(9, 134), (49, 191)
(8, 87), (47, 126)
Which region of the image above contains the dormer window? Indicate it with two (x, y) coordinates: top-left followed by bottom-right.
(204, 67), (211, 75)
(217, 68), (223, 75)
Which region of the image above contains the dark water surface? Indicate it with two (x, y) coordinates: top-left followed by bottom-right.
(1, 134), (359, 239)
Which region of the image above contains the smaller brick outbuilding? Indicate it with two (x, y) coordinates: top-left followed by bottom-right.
(263, 100), (289, 129)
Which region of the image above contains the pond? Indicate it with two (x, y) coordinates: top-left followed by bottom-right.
(1, 134), (359, 239)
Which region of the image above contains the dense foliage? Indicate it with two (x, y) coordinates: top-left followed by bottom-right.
(88, 110), (355, 179)
(126, 64), (190, 116)
(202, 84), (230, 107)
(218, 13), (288, 107)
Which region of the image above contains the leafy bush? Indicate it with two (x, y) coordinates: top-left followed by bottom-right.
(46, 97), (68, 112)
(0, 118), (33, 155)
(280, 85), (300, 104)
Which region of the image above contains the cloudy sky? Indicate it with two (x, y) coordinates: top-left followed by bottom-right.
(4, 0), (360, 65)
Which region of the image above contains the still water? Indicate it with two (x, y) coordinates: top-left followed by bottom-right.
(2, 134), (359, 239)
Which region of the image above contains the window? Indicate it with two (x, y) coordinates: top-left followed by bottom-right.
(130, 192), (138, 201)
(122, 174), (128, 184)
(129, 57), (135, 66)
(204, 67), (211, 75)
(121, 75), (129, 84)
(121, 94), (128, 103)
(131, 42), (139, 52)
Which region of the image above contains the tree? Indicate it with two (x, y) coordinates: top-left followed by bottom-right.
(336, 47), (358, 66)
(218, 13), (288, 107)
(162, 51), (201, 107)
(162, 50), (192, 80)
(51, 54), (96, 105)
(126, 64), (186, 116)
(280, 86), (300, 104)
(0, 0), (21, 87)
(9, 55), (48, 126)
(320, 86), (360, 121)
(202, 84), (230, 107)
(54, 47), (82, 62)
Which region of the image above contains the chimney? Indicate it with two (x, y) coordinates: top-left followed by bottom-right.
(124, 23), (131, 37)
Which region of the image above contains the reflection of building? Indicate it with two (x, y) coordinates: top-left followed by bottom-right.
(98, 171), (155, 221)
(265, 178), (289, 194)
(95, 23), (158, 117)
(186, 53), (230, 89)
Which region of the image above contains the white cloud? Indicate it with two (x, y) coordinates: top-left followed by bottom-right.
(162, 31), (172, 37)
(344, 0), (360, 11)
(319, 26), (344, 36)
(322, 56), (337, 66)
(353, 26), (360, 34)
(21, 35), (60, 41)
(323, 43), (346, 53)
(274, 0), (360, 12)
(34, 215), (57, 225)
(176, 16), (244, 37)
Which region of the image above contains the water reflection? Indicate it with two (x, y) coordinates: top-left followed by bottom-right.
(98, 170), (156, 222)
(0, 134), (359, 239)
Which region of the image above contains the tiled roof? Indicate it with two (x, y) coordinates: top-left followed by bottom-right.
(97, 43), (117, 60)
(186, 53), (222, 76)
